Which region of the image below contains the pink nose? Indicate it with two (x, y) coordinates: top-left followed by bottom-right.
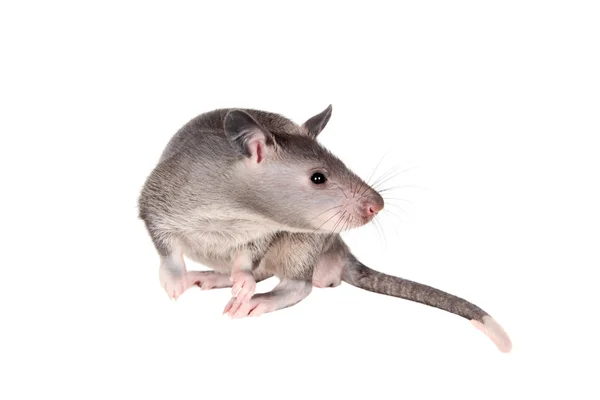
(362, 199), (384, 218)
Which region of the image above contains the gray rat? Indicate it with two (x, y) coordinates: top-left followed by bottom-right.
(137, 105), (512, 353)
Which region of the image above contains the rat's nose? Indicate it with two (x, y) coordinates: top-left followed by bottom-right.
(360, 196), (384, 218)
(368, 203), (382, 215)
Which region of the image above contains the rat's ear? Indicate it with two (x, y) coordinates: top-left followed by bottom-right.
(224, 110), (275, 165)
(301, 104), (333, 138)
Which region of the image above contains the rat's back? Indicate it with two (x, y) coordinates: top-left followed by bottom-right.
(158, 109), (230, 163)
(158, 108), (301, 163)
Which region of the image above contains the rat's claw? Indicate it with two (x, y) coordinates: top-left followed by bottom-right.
(232, 281), (243, 297)
(230, 270), (256, 303)
(229, 301), (243, 317)
(223, 298), (235, 315)
(223, 297), (254, 318)
(237, 285), (253, 303)
(248, 303), (268, 317)
(233, 299), (249, 317)
(226, 297), (272, 319)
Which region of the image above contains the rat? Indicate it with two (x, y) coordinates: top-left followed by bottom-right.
(137, 105), (512, 353)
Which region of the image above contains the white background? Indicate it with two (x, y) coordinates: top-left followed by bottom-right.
(1, 1), (599, 399)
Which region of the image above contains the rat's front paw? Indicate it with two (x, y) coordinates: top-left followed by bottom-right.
(230, 270), (256, 303)
(159, 266), (189, 300)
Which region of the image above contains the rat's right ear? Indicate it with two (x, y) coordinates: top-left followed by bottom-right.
(301, 104), (333, 138)
(224, 110), (275, 165)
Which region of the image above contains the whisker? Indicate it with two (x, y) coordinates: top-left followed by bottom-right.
(356, 177), (369, 198)
(360, 166), (417, 200)
(327, 211), (347, 242)
(372, 167), (414, 191)
(357, 184), (384, 201)
(373, 216), (386, 247)
(370, 164), (412, 190)
(378, 184), (424, 193)
(369, 216), (380, 242)
(343, 214), (352, 232)
(367, 152), (389, 185)
(308, 205), (343, 222)
(345, 215), (356, 232)
(333, 211), (347, 233)
(379, 217), (390, 245)
(380, 211), (401, 238)
(383, 207), (409, 222)
(333, 183), (348, 199)
(355, 178), (365, 199)
(338, 214), (350, 236)
(381, 197), (415, 205)
(310, 210), (342, 234)
(356, 152), (388, 197)
(385, 201), (410, 213)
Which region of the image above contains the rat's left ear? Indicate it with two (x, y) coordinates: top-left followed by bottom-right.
(224, 110), (275, 165)
(301, 104), (333, 138)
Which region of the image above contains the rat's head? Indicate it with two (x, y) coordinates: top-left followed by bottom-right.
(224, 105), (384, 233)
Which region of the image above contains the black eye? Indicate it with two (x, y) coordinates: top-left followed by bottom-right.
(311, 172), (327, 184)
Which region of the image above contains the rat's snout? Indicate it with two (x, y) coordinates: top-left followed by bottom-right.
(359, 193), (384, 220)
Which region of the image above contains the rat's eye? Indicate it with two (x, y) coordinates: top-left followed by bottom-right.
(311, 172), (327, 185)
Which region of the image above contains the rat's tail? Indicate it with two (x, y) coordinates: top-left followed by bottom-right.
(341, 257), (512, 353)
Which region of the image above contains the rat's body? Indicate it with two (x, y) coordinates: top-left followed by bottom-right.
(138, 106), (512, 353)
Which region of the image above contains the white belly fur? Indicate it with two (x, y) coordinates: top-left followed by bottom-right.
(176, 218), (277, 273)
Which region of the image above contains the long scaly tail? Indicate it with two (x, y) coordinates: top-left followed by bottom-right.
(342, 257), (512, 353)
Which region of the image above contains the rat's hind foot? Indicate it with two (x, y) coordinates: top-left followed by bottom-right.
(224, 279), (312, 319)
(230, 270), (256, 303)
(187, 271), (233, 291)
(159, 265), (190, 300)
(159, 252), (190, 300)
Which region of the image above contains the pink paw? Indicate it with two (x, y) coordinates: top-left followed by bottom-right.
(186, 271), (232, 291)
(230, 270), (256, 303)
(159, 266), (189, 300)
(223, 296), (270, 319)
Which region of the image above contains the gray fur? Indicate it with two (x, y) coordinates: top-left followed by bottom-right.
(138, 106), (379, 275)
(224, 110), (275, 158)
(138, 106), (508, 347)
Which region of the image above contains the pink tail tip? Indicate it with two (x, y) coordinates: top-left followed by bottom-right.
(471, 316), (512, 353)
